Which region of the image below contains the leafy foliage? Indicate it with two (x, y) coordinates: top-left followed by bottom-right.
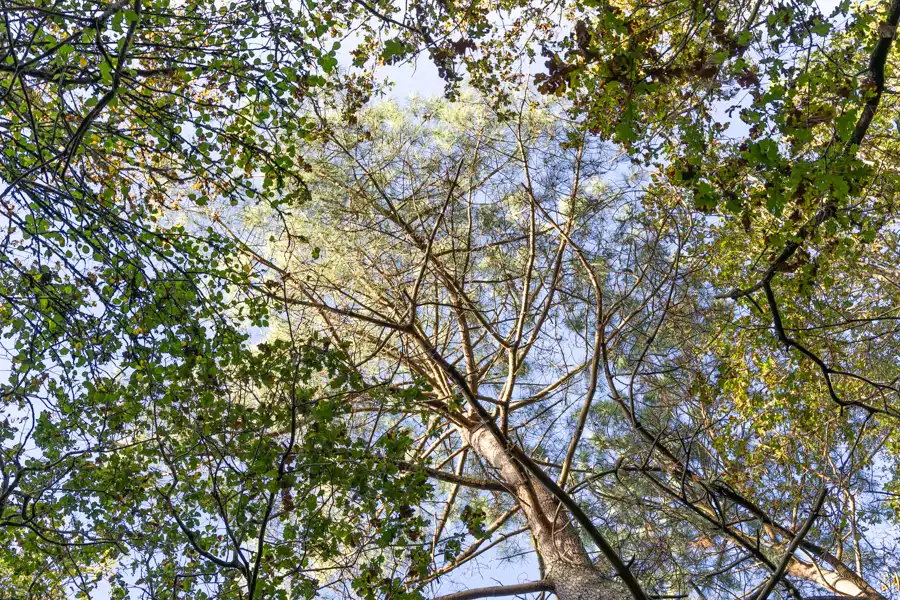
(3, 0), (900, 598)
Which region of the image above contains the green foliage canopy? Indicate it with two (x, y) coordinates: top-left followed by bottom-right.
(2, 0), (900, 599)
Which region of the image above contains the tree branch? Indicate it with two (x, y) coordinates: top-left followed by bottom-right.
(755, 483), (829, 600)
(396, 460), (509, 493)
(432, 580), (554, 600)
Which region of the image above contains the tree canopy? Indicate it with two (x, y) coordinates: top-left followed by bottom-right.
(1, 0), (900, 599)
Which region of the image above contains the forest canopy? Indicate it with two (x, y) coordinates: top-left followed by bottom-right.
(1, 0), (900, 599)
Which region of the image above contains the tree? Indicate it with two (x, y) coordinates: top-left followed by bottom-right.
(3, 0), (900, 597)
(245, 96), (900, 600)
(0, 0), (428, 596)
(354, 0), (900, 424)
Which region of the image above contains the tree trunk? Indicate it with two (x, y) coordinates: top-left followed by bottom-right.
(460, 425), (628, 600)
(786, 559), (883, 599)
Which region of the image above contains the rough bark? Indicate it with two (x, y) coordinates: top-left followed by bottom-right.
(460, 425), (628, 600)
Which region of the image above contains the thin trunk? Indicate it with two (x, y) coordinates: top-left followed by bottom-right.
(786, 560), (878, 598)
